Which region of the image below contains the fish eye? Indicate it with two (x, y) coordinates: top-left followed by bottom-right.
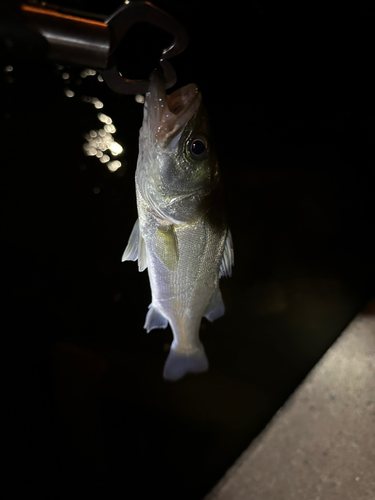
(191, 139), (206, 155)
(186, 136), (209, 162)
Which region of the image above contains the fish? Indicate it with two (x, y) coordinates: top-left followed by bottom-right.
(122, 71), (234, 381)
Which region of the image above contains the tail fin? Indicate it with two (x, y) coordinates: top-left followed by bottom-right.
(163, 342), (208, 381)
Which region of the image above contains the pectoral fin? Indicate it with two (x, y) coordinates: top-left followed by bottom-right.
(204, 287), (225, 322)
(219, 229), (234, 278)
(153, 224), (179, 270)
(122, 219), (148, 272)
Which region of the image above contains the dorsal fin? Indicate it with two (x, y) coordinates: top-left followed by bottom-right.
(203, 287), (225, 322)
(219, 229), (234, 278)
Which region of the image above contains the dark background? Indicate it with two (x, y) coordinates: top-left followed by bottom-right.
(1, 1), (374, 499)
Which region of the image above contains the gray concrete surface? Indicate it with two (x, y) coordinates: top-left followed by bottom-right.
(206, 299), (375, 500)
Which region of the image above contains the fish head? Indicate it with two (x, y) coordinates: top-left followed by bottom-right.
(136, 71), (221, 224)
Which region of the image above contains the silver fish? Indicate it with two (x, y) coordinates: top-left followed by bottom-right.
(122, 71), (234, 381)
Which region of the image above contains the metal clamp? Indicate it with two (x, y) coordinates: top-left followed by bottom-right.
(20, 0), (188, 94)
(102, 0), (188, 94)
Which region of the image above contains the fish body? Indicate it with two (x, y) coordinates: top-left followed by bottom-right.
(123, 72), (233, 381)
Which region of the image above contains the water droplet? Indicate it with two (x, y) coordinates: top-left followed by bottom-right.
(97, 113), (112, 124)
(109, 142), (123, 155)
(104, 124), (116, 133)
(80, 68), (96, 78)
(100, 154), (110, 163)
(107, 160), (122, 172)
(92, 98), (104, 109)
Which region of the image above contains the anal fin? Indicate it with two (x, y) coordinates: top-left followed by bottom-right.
(144, 304), (169, 333)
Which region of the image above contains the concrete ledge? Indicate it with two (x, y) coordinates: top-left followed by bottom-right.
(206, 299), (375, 500)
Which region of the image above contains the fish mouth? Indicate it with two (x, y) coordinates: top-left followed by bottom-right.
(146, 71), (202, 147)
(165, 189), (206, 207)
